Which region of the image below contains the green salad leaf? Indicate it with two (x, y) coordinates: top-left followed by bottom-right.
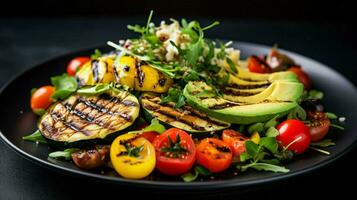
(22, 130), (47, 144)
(51, 74), (78, 100)
(49, 148), (80, 160)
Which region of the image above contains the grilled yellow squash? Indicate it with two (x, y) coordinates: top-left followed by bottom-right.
(76, 55), (173, 93)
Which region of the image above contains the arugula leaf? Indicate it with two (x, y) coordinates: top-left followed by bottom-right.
(226, 57), (238, 74)
(330, 123), (345, 130)
(265, 127), (279, 137)
(181, 165), (212, 182)
(91, 49), (102, 60)
(264, 115), (279, 130)
(259, 137), (278, 154)
(51, 74), (78, 100)
(246, 163), (289, 173)
(160, 88), (186, 108)
(274, 150), (294, 161)
(287, 104), (306, 121)
(22, 130), (47, 144)
(48, 148), (79, 160)
(185, 39), (204, 68)
(183, 70), (201, 82)
(247, 123), (264, 134)
(326, 112), (338, 120)
(138, 119), (166, 134)
(311, 139), (335, 147)
(308, 89), (324, 99)
(217, 42), (226, 59)
(245, 141), (259, 158)
(127, 24), (146, 34)
(77, 84), (111, 95)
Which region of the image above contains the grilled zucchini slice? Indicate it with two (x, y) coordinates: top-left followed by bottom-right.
(141, 93), (230, 132)
(38, 89), (140, 149)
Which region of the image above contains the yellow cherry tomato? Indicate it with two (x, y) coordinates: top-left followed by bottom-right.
(110, 133), (156, 179)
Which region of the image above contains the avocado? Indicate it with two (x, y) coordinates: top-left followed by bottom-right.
(183, 81), (303, 124)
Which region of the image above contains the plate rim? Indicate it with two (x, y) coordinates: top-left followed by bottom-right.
(1, 41), (357, 190)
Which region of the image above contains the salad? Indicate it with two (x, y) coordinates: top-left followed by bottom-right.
(23, 11), (345, 182)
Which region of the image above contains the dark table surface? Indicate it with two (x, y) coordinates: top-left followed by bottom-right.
(0, 17), (356, 199)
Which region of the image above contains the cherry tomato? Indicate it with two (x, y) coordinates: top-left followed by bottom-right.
(31, 86), (55, 111)
(307, 111), (330, 142)
(248, 55), (272, 73)
(110, 133), (156, 179)
(276, 119), (311, 155)
(288, 66), (312, 90)
(222, 130), (248, 157)
(140, 131), (159, 143)
(152, 128), (196, 176)
(196, 138), (233, 173)
(67, 57), (91, 76)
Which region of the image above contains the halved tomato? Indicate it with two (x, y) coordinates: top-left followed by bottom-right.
(196, 138), (233, 173)
(222, 129), (248, 157)
(307, 111), (330, 142)
(153, 128), (196, 176)
(248, 55), (272, 73)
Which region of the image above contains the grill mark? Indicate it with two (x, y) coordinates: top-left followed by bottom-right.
(114, 67), (120, 82)
(238, 77), (264, 82)
(121, 100), (138, 106)
(136, 61), (145, 87)
(50, 112), (92, 136)
(209, 102), (240, 110)
(78, 96), (132, 121)
(91, 60), (100, 83)
(143, 101), (208, 131)
(230, 83), (270, 89)
(221, 87), (260, 97)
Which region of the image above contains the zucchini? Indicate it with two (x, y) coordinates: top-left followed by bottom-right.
(141, 93), (230, 132)
(38, 89), (140, 149)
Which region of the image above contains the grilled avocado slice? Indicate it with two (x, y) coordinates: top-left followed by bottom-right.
(183, 81), (303, 124)
(141, 93), (230, 132)
(38, 89), (140, 149)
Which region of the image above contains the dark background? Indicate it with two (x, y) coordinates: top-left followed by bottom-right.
(1, 0), (356, 199)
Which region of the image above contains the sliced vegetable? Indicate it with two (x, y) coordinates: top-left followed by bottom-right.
(110, 133), (156, 179)
(153, 128), (196, 175)
(196, 138), (233, 173)
(306, 111), (330, 142)
(222, 129), (248, 157)
(38, 89), (140, 149)
(141, 93), (230, 132)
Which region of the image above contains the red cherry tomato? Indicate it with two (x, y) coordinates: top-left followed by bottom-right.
(276, 119), (311, 155)
(31, 86), (55, 111)
(307, 111), (330, 142)
(152, 128), (196, 176)
(67, 57), (90, 76)
(222, 130), (248, 157)
(288, 66), (312, 90)
(140, 131), (159, 143)
(248, 56), (272, 73)
(196, 138), (233, 173)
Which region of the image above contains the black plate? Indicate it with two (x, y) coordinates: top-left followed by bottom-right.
(1, 41), (356, 190)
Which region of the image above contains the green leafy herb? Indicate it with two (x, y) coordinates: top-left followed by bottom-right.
(247, 123), (264, 134)
(311, 139), (336, 147)
(264, 115), (279, 130)
(131, 118), (166, 134)
(160, 88), (186, 108)
(33, 108), (46, 116)
(226, 57), (238, 74)
(48, 148), (79, 160)
(265, 127), (279, 137)
(274, 150), (294, 161)
(181, 165), (212, 182)
(308, 89), (324, 99)
(326, 112), (338, 120)
(330, 123), (345, 130)
(124, 143), (144, 157)
(22, 130), (47, 144)
(77, 82), (126, 95)
(51, 74), (78, 100)
(287, 104), (306, 121)
(161, 134), (189, 158)
(241, 162), (289, 173)
(91, 49), (102, 60)
(238, 137), (289, 173)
